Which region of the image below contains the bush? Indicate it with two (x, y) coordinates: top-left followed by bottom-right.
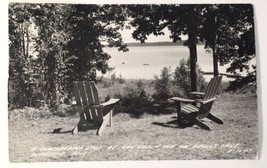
(118, 80), (151, 107)
(100, 80), (151, 117)
(152, 59), (207, 101)
(153, 67), (172, 100)
(226, 69), (256, 93)
(97, 73), (125, 88)
(9, 105), (52, 121)
(54, 104), (75, 117)
(173, 58), (207, 96)
(8, 103), (78, 121)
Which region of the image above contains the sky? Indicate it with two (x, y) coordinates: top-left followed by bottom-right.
(120, 27), (188, 43)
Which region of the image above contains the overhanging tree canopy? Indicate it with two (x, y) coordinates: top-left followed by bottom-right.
(8, 3), (256, 109)
(9, 3), (129, 109)
(126, 4), (256, 91)
(127, 4), (200, 91)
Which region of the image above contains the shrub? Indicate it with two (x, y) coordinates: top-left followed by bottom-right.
(153, 67), (172, 100)
(173, 58), (207, 96)
(173, 59), (191, 96)
(8, 105), (52, 121)
(54, 104), (74, 117)
(97, 73), (125, 88)
(100, 80), (151, 117)
(226, 69), (256, 93)
(119, 80), (151, 107)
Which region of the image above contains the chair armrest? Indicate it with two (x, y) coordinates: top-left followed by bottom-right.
(100, 98), (120, 107)
(71, 100), (77, 106)
(170, 97), (196, 103)
(197, 97), (219, 104)
(71, 99), (120, 107)
(189, 92), (205, 96)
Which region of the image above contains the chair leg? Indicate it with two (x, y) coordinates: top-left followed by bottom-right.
(176, 101), (183, 123)
(72, 107), (87, 134)
(72, 125), (79, 134)
(72, 119), (82, 134)
(97, 118), (109, 136)
(207, 113), (224, 124)
(109, 109), (113, 127)
(97, 111), (112, 135)
(183, 113), (211, 130)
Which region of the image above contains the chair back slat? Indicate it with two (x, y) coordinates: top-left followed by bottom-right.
(203, 78), (215, 101)
(207, 78), (217, 100)
(77, 81), (89, 105)
(203, 76), (222, 101)
(73, 82), (82, 105)
(211, 76), (222, 98)
(90, 107), (103, 123)
(90, 107), (97, 122)
(90, 81), (100, 105)
(198, 102), (214, 119)
(84, 107), (92, 120)
(84, 81), (95, 105)
(74, 81), (100, 106)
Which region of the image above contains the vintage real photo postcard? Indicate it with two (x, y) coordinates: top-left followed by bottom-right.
(8, 2), (259, 162)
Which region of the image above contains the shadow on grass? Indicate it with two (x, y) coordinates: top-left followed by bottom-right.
(152, 117), (206, 130)
(51, 128), (72, 134)
(152, 120), (187, 129)
(115, 102), (176, 118)
(57, 100), (176, 119)
(151, 117), (192, 129)
(51, 122), (99, 134)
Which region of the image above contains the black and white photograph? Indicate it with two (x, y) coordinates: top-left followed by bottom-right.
(5, 1), (264, 165)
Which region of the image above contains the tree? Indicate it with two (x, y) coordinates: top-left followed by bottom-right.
(8, 4), (129, 109)
(186, 5), (199, 91)
(66, 5), (128, 89)
(9, 3), (40, 108)
(31, 4), (71, 109)
(127, 4), (256, 92)
(199, 4), (255, 83)
(199, 5), (219, 77)
(127, 4), (202, 92)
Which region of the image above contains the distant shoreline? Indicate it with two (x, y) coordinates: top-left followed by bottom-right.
(125, 41), (205, 47)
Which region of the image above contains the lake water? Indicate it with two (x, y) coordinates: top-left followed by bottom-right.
(101, 45), (256, 82)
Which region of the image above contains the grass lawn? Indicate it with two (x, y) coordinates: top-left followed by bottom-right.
(8, 93), (258, 162)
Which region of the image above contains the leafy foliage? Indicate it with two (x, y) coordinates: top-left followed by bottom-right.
(199, 4), (256, 89)
(127, 4), (200, 91)
(226, 66), (256, 92)
(153, 67), (172, 100)
(173, 59), (207, 96)
(152, 59), (207, 99)
(8, 3), (128, 110)
(127, 4), (256, 91)
(201, 5), (255, 62)
(8, 3), (256, 111)
(9, 4), (41, 108)
(66, 5), (128, 82)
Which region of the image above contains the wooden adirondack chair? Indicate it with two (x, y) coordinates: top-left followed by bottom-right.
(171, 76), (223, 130)
(72, 81), (119, 135)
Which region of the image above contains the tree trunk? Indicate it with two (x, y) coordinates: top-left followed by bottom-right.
(212, 15), (219, 77)
(187, 6), (198, 92)
(212, 47), (219, 77)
